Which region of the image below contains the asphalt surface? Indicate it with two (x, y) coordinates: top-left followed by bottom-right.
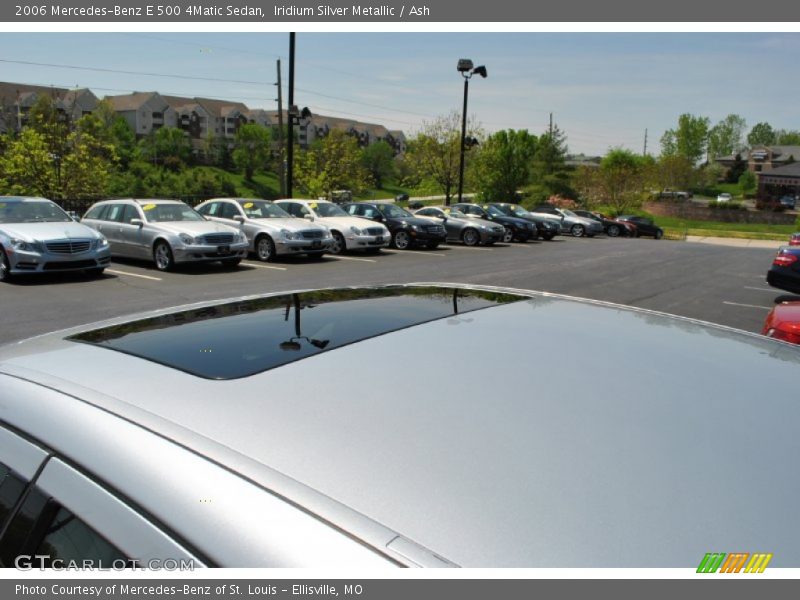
(0, 236), (787, 345)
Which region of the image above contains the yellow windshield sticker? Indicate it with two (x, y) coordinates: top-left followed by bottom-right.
(243, 202), (254, 209)
(309, 202), (318, 209)
(142, 203), (156, 211)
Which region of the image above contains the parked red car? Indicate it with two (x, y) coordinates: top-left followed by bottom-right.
(762, 299), (800, 345)
(789, 233), (800, 246)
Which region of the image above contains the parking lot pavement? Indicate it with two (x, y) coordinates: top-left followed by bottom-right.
(0, 237), (785, 344)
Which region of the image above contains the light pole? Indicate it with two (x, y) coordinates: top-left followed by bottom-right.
(456, 59), (487, 205)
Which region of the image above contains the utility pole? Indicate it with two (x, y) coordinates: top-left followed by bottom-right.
(549, 112), (553, 137)
(275, 59), (285, 197)
(643, 128), (648, 156)
(286, 32), (295, 198)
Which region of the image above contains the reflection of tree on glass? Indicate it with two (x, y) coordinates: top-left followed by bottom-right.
(279, 293), (330, 352)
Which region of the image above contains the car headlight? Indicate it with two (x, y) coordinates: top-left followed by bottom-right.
(479, 225), (489, 230)
(235, 232), (246, 243)
(95, 237), (109, 249)
(350, 226), (362, 235)
(281, 229), (299, 240)
(10, 238), (39, 252)
(179, 233), (195, 245)
(323, 229), (333, 238)
(410, 224), (420, 231)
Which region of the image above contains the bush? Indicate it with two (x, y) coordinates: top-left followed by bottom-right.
(708, 200), (745, 210)
(756, 199), (787, 212)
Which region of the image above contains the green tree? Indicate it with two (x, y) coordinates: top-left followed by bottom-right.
(403, 111), (481, 203)
(0, 128), (58, 197)
(138, 127), (191, 170)
(232, 123), (272, 181)
(472, 129), (538, 202)
(738, 170), (757, 197)
(775, 129), (800, 145)
(707, 114), (747, 159)
(655, 154), (697, 192)
(573, 148), (648, 214)
(294, 129), (372, 197)
(747, 122), (776, 146)
(660, 114), (710, 164)
(532, 125), (567, 178)
(360, 141), (395, 189)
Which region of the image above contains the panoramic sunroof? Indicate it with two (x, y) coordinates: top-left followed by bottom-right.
(68, 286), (524, 379)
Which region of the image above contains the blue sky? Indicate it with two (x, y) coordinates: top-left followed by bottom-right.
(1, 32), (799, 155)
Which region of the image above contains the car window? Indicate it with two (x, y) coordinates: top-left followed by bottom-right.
(314, 203), (348, 217)
(121, 205), (140, 224)
(83, 205), (106, 220)
(345, 204), (360, 216)
(141, 203), (205, 223)
(0, 462), (28, 534)
(105, 204), (125, 223)
(196, 202), (218, 216)
(362, 206), (380, 218)
(378, 204), (413, 218)
(36, 506), (127, 567)
(0, 201), (72, 224)
(238, 200), (289, 219)
(220, 202), (240, 220)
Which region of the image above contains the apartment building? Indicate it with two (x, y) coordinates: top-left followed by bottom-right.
(0, 82), (98, 133)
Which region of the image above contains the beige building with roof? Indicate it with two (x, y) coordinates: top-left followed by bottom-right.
(0, 82), (98, 133)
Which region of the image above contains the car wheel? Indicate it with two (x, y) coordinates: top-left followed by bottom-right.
(255, 234), (276, 262)
(330, 231), (346, 255)
(607, 224), (620, 237)
(221, 258), (241, 269)
(393, 230), (411, 250)
(502, 227), (514, 243)
(153, 241), (175, 271)
(0, 249), (13, 282)
(462, 228), (480, 246)
(571, 224), (585, 238)
(655, 229), (664, 240)
(426, 241), (440, 249)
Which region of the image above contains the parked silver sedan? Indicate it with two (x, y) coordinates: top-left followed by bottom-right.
(0, 196), (110, 282)
(82, 199), (248, 271)
(195, 198), (333, 261)
(413, 205), (504, 245)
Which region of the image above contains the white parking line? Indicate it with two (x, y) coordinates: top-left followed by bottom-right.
(442, 245), (495, 252)
(384, 250), (448, 257)
(743, 286), (778, 293)
(106, 269), (162, 281)
(722, 301), (771, 310)
(241, 261), (288, 271)
(327, 255), (377, 263)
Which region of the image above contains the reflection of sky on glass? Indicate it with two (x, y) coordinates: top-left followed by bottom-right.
(70, 289), (521, 379)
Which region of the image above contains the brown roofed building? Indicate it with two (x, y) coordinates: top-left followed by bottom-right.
(0, 81), (98, 133)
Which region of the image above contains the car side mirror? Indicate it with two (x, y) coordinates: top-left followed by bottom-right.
(130, 218), (143, 227)
(303, 214), (314, 221)
(233, 215), (245, 223)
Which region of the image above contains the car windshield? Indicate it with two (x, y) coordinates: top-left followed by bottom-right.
(313, 202), (348, 217)
(0, 200), (71, 223)
(510, 207), (530, 218)
(378, 204), (414, 218)
(446, 209), (467, 218)
(561, 209), (578, 218)
(238, 200), (289, 219)
(141, 203), (205, 222)
(486, 206), (505, 217)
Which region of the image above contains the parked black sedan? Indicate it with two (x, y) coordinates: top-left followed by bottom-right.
(616, 216), (664, 239)
(343, 202), (447, 250)
(767, 246), (800, 294)
(573, 210), (636, 238)
(452, 203), (536, 243)
(487, 203), (560, 241)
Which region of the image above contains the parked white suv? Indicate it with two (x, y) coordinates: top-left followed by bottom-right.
(196, 198), (333, 261)
(275, 199), (389, 254)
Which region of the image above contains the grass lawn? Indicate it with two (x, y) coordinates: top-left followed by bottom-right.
(654, 215), (796, 241)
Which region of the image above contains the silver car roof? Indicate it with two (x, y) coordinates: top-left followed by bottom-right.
(1, 284), (799, 567)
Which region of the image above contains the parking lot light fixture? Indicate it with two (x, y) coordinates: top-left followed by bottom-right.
(456, 59), (487, 206)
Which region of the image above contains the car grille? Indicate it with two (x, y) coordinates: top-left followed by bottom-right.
(202, 233), (234, 244)
(300, 230), (324, 239)
(45, 240), (92, 255)
(365, 227), (385, 236)
(425, 225), (445, 234)
(43, 259), (96, 270)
